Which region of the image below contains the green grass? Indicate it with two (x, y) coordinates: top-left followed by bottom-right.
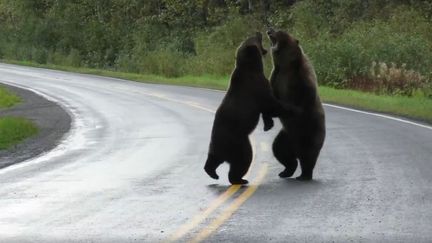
(3, 59), (432, 124)
(319, 87), (432, 123)
(0, 82), (37, 150)
(4, 60), (230, 90)
(0, 85), (21, 108)
(0, 117), (38, 150)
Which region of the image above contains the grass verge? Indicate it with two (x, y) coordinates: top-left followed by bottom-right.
(0, 85), (21, 108)
(320, 87), (432, 123)
(3, 60), (230, 90)
(0, 84), (38, 150)
(0, 117), (38, 150)
(2, 60), (432, 124)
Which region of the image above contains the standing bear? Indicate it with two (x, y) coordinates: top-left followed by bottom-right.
(204, 32), (299, 185)
(266, 28), (326, 181)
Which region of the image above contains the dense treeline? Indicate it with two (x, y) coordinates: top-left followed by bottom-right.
(0, 0), (431, 97)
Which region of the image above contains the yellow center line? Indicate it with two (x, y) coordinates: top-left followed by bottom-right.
(190, 163), (269, 243)
(184, 101), (216, 113)
(144, 91), (266, 242)
(166, 185), (240, 242)
(143, 92), (216, 114)
(167, 137), (258, 242)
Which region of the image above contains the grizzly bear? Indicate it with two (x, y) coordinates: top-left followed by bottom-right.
(204, 32), (299, 185)
(265, 28), (326, 181)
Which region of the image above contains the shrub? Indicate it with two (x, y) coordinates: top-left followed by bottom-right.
(64, 49), (82, 67)
(1, 0), (431, 98)
(136, 49), (187, 78)
(115, 51), (140, 73)
(31, 47), (48, 64)
(347, 62), (426, 96)
(188, 16), (268, 76)
(294, 6), (432, 96)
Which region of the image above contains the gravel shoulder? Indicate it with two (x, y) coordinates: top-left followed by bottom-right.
(0, 83), (71, 168)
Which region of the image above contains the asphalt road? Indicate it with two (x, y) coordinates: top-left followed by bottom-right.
(0, 63), (431, 242)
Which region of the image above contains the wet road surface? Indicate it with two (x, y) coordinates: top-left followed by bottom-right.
(0, 63), (432, 242)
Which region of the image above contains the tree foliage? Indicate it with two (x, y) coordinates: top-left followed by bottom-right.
(0, 0), (431, 96)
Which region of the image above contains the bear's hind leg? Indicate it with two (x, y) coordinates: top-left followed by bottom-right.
(204, 154), (223, 180)
(228, 140), (252, 185)
(273, 130), (298, 178)
(228, 163), (250, 185)
(296, 150), (320, 181)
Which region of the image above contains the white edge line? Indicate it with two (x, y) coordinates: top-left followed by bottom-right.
(323, 103), (432, 131)
(150, 84), (432, 131)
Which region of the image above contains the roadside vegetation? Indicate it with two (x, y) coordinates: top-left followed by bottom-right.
(0, 85), (21, 108)
(0, 85), (38, 150)
(6, 60), (432, 123)
(0, 0), (431, 122)
(0, 117), (38, 150)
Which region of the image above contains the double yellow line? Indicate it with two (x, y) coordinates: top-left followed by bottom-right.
(188, 164), (268, 243)
(143, 91), (268, 242)
(166, 163), (268, 243)
(168, 185), (241, 241)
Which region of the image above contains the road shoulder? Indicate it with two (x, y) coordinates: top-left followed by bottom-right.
(0, 83), (71, 168)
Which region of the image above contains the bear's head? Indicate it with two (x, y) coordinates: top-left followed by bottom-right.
(267, 28), (302, 66)
(235, 32), (267, 71)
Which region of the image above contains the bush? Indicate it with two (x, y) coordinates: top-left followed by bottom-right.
(65, 49), (82, 67)
(136, 49), (187, 78)
(347, 62), (426, 96)
(293, 6), (432, 95)
(0, 0), (431, 98)
(115, 52), (140, 73)
(188, 16), (268, 76)
(31, 47), (48, 64)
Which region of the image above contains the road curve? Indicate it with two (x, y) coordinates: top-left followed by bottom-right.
(0, 83), (71, 168)
(0, 63), (431, 242)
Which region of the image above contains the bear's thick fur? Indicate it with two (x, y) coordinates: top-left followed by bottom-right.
(204, 32), (298, 185)
(266, 28), (326, 181)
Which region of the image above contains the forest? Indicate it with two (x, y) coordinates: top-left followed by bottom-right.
(0, 0), (431, 97)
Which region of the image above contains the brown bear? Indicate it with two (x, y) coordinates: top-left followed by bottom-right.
(204, 32), (299, 185)
(265, 28), (326, 181)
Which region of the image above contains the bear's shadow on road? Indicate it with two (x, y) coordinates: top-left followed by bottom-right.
(206, 183), (249, 195)
(255, 177), (327, 193)
(281, 177), (324, 185)
(206, 178), (326, 196)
